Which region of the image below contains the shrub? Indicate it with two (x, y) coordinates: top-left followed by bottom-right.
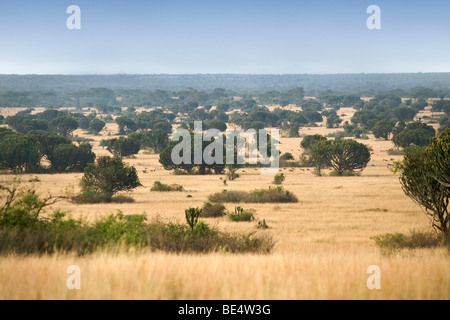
(208, 187), (298, 203)
(249, 187), (298, 203)
(150, 181), (184, 192)
(256, 219), (270, 230)
(72, 190), (135, 204)
(328, 170), (360, 177)
(201, 202), (227, 218)
(0, 187), (275, 255)
(273, 173), (285, 185)
(371, 230), (441, 255)
(226, 165), (240, 181)
(227, 206), (256, 222)
(79, 156), (141, 203)
(387, 148), (404, 156)
(280, 153), (294, 161)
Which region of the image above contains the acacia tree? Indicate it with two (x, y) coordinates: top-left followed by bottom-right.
(104, 137), (141, 157)
(372, 119), (396, 140)
(81, 156), (141, 202)
(301, 134), (327, 152)
(140, 130), (169, 153)
(311, 138), (371, 176)
(116, 117), (137, 135)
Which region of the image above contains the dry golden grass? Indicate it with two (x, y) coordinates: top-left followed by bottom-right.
(0, 106), (448, 300)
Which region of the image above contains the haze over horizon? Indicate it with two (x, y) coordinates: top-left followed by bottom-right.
(1, 0), (449, 75)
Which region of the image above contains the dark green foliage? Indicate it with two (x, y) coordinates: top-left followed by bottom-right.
(140, 130), (169, 153)
(301, 134), (327, 152)
(311, 138), (371, 176)
(393, 122), (436, 148)
(391, 106), (418, 122)
(203, 119), (227, 132)
(287, 123), (300, 137)
(116, 116), (137, 135)
(394, 139), (449, 235)
(159, 132), (226, 175)
(88, 118), (106, 134)
(372, 119), (397, 140)
(50, 142), (96, 172)
(325, 111), (342, 128)
(6, 115), (50, 134)
(0, 134), (41, 173)
(80, 156), (141, 202)
(208, 187), (298, 203)
(29, 134), (94, 172)
(428, 128), (450, 189)
(49, 116), (79, 138)
(185, 207), (201, 232)
(438, 118), (449, 135)
(104, 137), (141, 157)
(411, 99), (428, 112)
(280, 153), (294, 161)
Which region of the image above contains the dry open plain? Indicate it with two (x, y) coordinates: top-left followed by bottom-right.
(0, 105), (448, 300)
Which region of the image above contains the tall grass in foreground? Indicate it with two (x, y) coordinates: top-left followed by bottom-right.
(0, 211), (274, 255)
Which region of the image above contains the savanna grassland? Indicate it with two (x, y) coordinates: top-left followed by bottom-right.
(0, 105), (449, 300)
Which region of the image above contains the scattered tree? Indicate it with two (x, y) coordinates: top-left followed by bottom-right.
(81, 156), (141, 202)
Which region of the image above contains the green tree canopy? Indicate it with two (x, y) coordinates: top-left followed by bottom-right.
(81, 156), (141, 202)
(49, 116), (79, 138)
(0, 134), (41, 173)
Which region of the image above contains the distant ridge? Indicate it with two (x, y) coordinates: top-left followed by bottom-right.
(1, 73), (449, 94)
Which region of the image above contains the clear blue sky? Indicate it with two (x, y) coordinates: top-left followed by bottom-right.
(0, 0), (449, 74)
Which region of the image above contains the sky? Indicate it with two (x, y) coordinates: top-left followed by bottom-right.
(0, 0), (449, 74)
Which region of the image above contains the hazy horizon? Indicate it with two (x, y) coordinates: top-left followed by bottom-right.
(1, 0), (450, 74)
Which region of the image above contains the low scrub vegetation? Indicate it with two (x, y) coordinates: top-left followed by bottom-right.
(371, 230), (445, 255)
(227, 206), (256, 222)
(208, 187), (298, 204)
(150, 181), (184, 192)
(201, 202), (227, 218)
(273, 173), (285, 185)
(0, 185), (274, 255)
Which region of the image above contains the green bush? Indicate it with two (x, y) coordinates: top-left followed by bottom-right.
(227, 206), (256, 222)
(280, 153), (294, 161)
(150, 181), (184, 192)
(0, 183), (275, 255)
(208, 187), (298, 204)
(201, 202), (227, 218)
(328, 170), (360, 177)
(273, 173), (285, 185)
(371, 230), (441, 255)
